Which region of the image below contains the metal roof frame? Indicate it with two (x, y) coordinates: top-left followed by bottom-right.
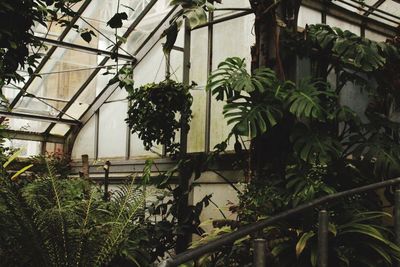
(3, 0), (400, 147)
(44, 0), (159, 136)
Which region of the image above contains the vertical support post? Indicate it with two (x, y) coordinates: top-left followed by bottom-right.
(394, 188), (400, 267)
(176, 19), (191, 254)
(81, 154), (89, 179)
(103, 161), (111, 202)
(318, 209), (329, 267)
(94, 110), (100, 160)
(253, 238), (267, 267)
(204, 1), (214, 153)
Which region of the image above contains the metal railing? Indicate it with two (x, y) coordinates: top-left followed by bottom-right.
(160, 177), (400, 267)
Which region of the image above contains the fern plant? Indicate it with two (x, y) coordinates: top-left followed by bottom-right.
(0, 152), (148, 267)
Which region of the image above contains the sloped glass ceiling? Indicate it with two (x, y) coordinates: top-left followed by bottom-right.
(333, 0), (400, 27)
(2, 0), (399, 139)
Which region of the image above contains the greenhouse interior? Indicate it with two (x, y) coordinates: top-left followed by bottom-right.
(1, 0), (400, 266)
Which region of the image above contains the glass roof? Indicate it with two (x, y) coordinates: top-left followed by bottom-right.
(1, 0), (398, 141)
(333, 0), (400, 27)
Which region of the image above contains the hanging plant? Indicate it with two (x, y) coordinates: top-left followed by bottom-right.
(126, 79), (194, 156)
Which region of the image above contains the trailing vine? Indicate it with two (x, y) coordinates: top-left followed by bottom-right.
(125, 79), (194, 156)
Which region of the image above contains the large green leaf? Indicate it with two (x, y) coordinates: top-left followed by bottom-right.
(223, 98), (282, 138)
(291, 123), (342, 164)
(286, 79), (335, 121)
(207, 57), (279, 101)
(296, 231), (315, 257)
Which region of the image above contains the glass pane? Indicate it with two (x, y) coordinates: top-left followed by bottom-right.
(61, 59), (129, 120)
(326, 16), (360, 35)
(72, 115), (96, 159)
(130, 132), (163, 159)
(211, 15), (255, 151)
(7, 118), (50, 133)
(45, 142), (64, 155)
(365, 29), (388, 42)
(298, 6), (321, 28)
(214, 0), (251, 19)
(169, 50), (183, 82)
(14, 97), (65, 117)
(24, 48), (99, 102)
(121, 1), (173, 55)
(98, 102), (127, 159)
(50, 124), (70, 136)
(4, 139), (41, 157)
(187, 89), (206, 153)
(190, 27), (208, 86)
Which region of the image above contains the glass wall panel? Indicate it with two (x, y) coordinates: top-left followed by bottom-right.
(210, 15), (255, 150)
(72, 115), (96, 159)
(298, 6), (321, 28)
(45, 142), (64, 155)
(326, 16), (360, 35)
(365, 29), (387, 42)
(214, 0), (250, 18)
(190, 27), (208, 86)
(169, 50), (183, 82)
(7, 118), (50, 133)
(4, 139), (41, 157)
(129, 41), (165, 158)
(187, 89), (206, 153)
(98, 101), (127, 159)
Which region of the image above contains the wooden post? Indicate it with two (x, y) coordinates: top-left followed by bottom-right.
(81, 154), (89, 179)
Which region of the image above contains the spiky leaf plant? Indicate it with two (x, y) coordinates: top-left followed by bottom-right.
(0, 152), (147, 267)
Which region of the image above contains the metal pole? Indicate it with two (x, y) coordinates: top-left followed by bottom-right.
(204, 2), (214, 153)
(253, 238), (267, 267)
(103, 161), (111, 201)
(318, 210), (329, 267)
(394, 188), (400, 267)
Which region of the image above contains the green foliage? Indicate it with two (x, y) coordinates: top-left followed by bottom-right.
(307, 24), (389, 72)
(162, 0), (215, 55)
(290, 123), (342, 164)
(107, 12), (128, 29)
(203, 33), (400, 264)
(0, 154), (148, 267)
(126, 79), (194, 155)
(0, 0), (90, 89)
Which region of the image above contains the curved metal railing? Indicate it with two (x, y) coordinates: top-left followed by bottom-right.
(160, 177), (400, 267)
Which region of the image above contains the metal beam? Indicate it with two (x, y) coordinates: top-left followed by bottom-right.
(363, 0), (385, 17)
(78, 6), (181, 126)
(4, 129), (64, 143)
(192, 10), (253, 30)
(0, 111), (80, 125)
(44, 0), (159, 135)
(7, 0), (92, 109)
(36, 36), (136, 61)
(303, 0), (400, 37)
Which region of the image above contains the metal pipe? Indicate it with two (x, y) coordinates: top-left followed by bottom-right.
(318, 210), (329, 267)
(36, 37), (135, 61)
(192, 10), (253, 30)
(204, 2), (214, 153)
(253, 238), (267, 267)
(0, 110), (80, 125)
(160, 176), (400, 267)
(395, 188), (400, 267)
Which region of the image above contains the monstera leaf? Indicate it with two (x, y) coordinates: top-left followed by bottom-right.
(286, 79), (335, 121)
(223, 97), (282, 138)
(291, 123), (343, 164)
(207, 57), (279, 101)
